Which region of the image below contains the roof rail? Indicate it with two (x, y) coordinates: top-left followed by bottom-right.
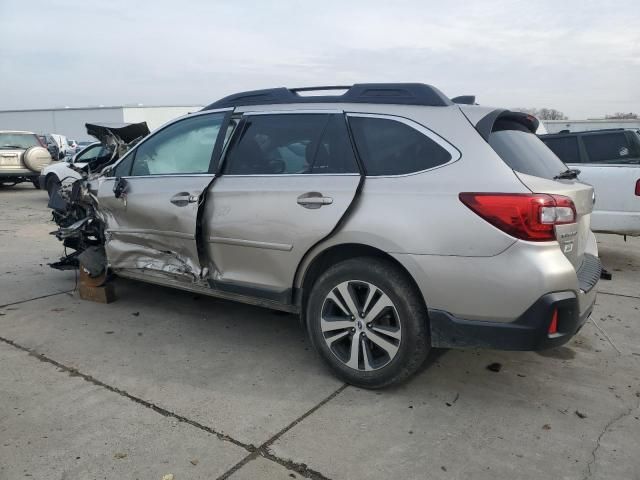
(202, 83), (453, 110)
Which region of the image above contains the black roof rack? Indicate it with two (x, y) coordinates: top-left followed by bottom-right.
(203, 83), (453, 110)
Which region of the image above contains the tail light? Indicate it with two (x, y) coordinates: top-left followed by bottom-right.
(635, 179), (640, 196)
(459, 193), (577, 242)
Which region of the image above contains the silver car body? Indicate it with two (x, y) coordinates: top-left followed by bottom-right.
(86, 97), (598, 334)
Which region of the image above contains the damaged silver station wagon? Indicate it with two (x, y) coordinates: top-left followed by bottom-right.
(50, 84), (602, 388)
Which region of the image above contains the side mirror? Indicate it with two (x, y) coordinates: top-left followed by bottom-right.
(113, 177), (129, 199)
(58, 151), (65, 160)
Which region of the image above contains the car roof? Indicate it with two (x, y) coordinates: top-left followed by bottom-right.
(540, 128), (628, 137)
(0, 130), (36, 134)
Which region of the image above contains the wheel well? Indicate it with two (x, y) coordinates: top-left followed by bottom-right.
(44, 173), (58, 185)
(298, 243), (427, 325)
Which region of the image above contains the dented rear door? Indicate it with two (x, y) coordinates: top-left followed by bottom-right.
(96, 110), (231, 282)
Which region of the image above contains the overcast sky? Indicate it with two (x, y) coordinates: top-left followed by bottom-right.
(1, 0), (638, 118)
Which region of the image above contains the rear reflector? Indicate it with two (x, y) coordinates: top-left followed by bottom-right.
(548, 309), (558, 335)
(459, 193), (577, 242)
(636, 179), (640, 196)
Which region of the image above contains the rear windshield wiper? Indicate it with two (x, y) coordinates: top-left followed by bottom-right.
(554, 168), (581, 180)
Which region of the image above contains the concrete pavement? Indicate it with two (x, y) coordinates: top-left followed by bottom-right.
(1, 184), (638, 479)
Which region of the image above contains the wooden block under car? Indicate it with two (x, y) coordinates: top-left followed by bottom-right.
(78, 264), (116, 304)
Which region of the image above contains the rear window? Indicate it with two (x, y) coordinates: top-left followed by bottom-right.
(0, 133), (39, 150)
(582, 132), (639, 164)
(349, 116), (452, 176)
(541, 136), (581, 164)
(489, 120), (568, 179)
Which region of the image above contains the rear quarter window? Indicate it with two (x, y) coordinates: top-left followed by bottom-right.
(582, 132), (639, 164)
(489, 120), (568, 180)
(348, 116), (452, 176)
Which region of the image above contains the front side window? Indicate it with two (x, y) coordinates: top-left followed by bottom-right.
(129, 113), (225, 176)
(541, 136), (581, 164)
(582, 132), (639, 164)
(223, 114), (358, 175)
(348, 116), (452, 176)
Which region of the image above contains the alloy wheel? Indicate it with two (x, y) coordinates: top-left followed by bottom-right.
(320, 280), (402, 371)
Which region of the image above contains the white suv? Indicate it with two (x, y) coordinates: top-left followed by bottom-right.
(541, 129), (640, 236)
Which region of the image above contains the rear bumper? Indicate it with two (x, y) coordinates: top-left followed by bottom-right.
(429, 290), (595, 350)
(591, 210), (640, 236)
(0, 170), (38, 179)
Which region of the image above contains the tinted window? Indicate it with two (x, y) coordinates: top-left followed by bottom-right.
(541, 136), (581, 164)
(130, 113), (225, 176)
(310, 115), (359, 174)
(113, 151), (134, 177)
(349, 117), (451, 176)
(489, 121), (568, 179)
(223, 114), (358, 175)
(582, 132), (639, 164)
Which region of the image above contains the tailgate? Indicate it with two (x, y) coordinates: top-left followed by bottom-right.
(514, 172), (594, 269)
(476, 108), (596, 270)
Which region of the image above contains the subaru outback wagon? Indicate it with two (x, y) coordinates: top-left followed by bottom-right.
(51, 84), (601, 388)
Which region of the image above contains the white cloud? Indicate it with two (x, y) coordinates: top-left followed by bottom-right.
(0, 0), (638, 117)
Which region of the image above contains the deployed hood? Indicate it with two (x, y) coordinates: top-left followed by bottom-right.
(79, 122), (150, 174)
(85, 122), (150, 146)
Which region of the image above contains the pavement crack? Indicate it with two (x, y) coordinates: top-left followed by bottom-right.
(0, 334), (342, 480)
(582, 395), (640, 480)
(0, 290), (74, 309)
(217, 383), (348, 480)
(597, 291), (640, 301)
(590, 317), (622, 355)
(0, 335), (253, 452)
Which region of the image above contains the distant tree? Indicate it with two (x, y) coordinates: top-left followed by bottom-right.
(605, 112), (638, 119)
(512, 107), (567, 120)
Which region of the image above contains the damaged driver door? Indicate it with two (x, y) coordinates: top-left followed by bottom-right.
(96, 110), (231, 283)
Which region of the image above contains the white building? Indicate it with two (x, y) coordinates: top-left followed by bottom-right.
(0, 105), (202, 141)
(543, 118), (640, 134)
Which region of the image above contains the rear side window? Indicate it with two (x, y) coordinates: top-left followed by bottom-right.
(489, 120), (568, 179)
(348, 116), (452, 176)
(582, 132), (639, 164)
(541, 136), (581, 164)
(223, 114), (358, 175)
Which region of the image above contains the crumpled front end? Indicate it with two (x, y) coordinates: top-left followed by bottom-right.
(48, 122), (150, 278)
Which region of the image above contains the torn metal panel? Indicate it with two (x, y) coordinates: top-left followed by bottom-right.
(105, 238), (200, 282)
(48, 122), (151, 275)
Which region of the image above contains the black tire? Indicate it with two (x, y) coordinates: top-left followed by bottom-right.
(31, 179), (41, 189)
(306, 257), (430, 389)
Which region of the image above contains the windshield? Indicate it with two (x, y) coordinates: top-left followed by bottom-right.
(0, 133), (39, 150)
(489, 122), (568, 180)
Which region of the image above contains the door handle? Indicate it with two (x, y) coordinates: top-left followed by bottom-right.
(297, 192), (333, 209)
(170, 192), (199, 207)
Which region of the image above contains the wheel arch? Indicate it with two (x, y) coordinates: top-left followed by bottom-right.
(295, 242), (428, 328)
(44, 171), (59, 185)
